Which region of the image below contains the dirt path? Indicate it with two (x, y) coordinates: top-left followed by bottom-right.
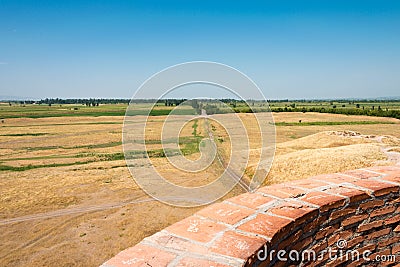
(0, 198), (155, 225)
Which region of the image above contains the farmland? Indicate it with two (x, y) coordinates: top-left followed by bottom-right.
(0, 101), (400, 266)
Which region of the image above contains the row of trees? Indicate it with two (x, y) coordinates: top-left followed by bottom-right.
(271, 107), (400, 120)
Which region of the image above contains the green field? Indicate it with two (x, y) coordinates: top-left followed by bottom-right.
(1, 99), (400, 119)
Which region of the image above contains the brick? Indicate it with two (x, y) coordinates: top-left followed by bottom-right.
(359, 199), (384, 210)
(166, 216), (227, 243)
(103, 243), (176, 267)
(383, 173), (400, 184)
(352, 180), (399, 197)
(328, 230), (353, 246)
(301, 192), (347, 212)
(176, 257), (230, 267)
(357, 243), (376, 254)
(257, 184), (307, 199)
(100, 167), (400, 267)
(324, 186), (370, 202)
(344, 169), (380, 179)
(365, 166), (400, 175)
(316, 224), (339, 240)
(303, 215), (328, 234)
(308, 252), (329, 267)
(327, 232), (341, 246)
(393, 243), (400, 254)
(370, 249), (393, 263)
(228, 192), (275, 209)
(196, 202), (254, 225)
(338, 229), (353, 240)
(357, 220), (384, 232)
(290, 178), (330, 189)
(370, 206), (396, 218)
(311, 240), (328, 254)
(291, 236), (313, 251)
(238, 213), (292, 240)
(365, 228), (391, 240)
(325, 255), (347, 267)
(329, 207), (357, 221)
(341, 214), (368, 227)
(277, 229), (302, 251)
(268, 201), (318, 226)
(378, 236), (400, 249)
(144, 231), (207, 254)
(389, 197), (400, 204)
(346, 258), (367, 267)
(313, 173), (358, 184)
(211, 231), (266, 259)
(346, 236), (364, 248)
(385, 214), (400, 225)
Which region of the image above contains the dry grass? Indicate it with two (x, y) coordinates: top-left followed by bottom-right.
(0, 112), (399, 266)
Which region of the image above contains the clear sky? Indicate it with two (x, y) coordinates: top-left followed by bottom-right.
(0, 0), (399, 100)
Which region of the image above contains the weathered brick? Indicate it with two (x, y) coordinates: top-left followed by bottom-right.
(176, 257), (230, 267)
(394, 225), (400, 232)
(370, 249), (393, 264)
(268, 201), (318, 226)
(310, 240), (328, 254)
(257, 184), (307, 199)
(277, 229), (302, 251)
(393, 243), (400, 254)
(144, 231), (207, 254)
(346, 258), (367, 267)
(303, 215), (328, 234)
(291, 236), (313, 251)
(324, 186), (370, 202)
(327, 233), (341, 246)
(301, 192), (347, 212)
(196, 202), (254, 225)
(166, 216), (227, 243)
(365, 166), (400, 175)
(382, 173), (400, 184)
(346, 236), (364, 249)
(314, 173), (358, 184)
(344, 169), (380, 179)
(308, 252), (329, 267)
(290, 178), (330, 189)
(370, 205), (396, 218)
(365, 228), (391, 240)
(325, 255), (347, 267)
(316, 224), (339, 240)
(384, 214), (400, 225)
(103, 243), (176, 267)
(341, 214), (368, 227)
(357, 243), (376, 254)
(352, 180), (399, 197)
(238, 213), (292, 240)
(228, 192), (275, 209)
(211, 231), (266, 259)
(329, 207), (357, 221)
(389, 197), (400, 204)
(357, 220), (384, 232)
(378, 236), (400, 249)
(327, 230), (353, 246)
(359, 199), (384, 210)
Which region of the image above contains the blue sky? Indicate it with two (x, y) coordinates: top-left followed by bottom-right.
(0, 0), (399, 99)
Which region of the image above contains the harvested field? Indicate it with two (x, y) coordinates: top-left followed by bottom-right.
(0, 112), (399, 266)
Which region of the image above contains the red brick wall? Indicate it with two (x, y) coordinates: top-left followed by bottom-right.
(102, 166), (400, 267)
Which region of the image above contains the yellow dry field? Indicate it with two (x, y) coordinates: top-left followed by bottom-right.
(0, 112), (399, 266)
